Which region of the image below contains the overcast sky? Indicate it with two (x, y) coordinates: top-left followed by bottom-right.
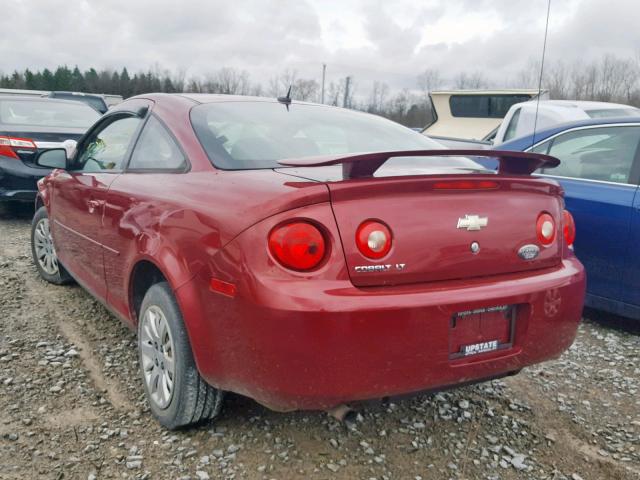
(3, 0), (639, 91)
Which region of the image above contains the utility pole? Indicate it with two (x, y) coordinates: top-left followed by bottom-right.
(343, 76), (351, 108)
(321, 63), (326, 104)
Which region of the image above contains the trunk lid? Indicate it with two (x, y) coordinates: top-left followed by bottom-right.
(327, 174), (563, 287)
(277, 149), (564, 288)
(0, 129), (84, 165)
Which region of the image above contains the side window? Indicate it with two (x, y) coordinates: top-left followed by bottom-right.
(540, 126), (640, 183)
(128, 116), (186, 171)
(503, 108), (521, 142)
(74, 116), (141, 172)
(532, 140), (550, 154)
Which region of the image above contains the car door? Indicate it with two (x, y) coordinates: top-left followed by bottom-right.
(534, 124), (640, 303)
(101, 114), (189, 321)
(51, 112), (144, 300)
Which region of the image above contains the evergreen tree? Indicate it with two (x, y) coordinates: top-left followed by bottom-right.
(41, 69), (54, 89)
(97, 69), (112, 93)
(84, 68), (99, 92)
(162, 77), (175, 93)
(71, 66), (85, 91)
(24, 69), (37, 90)
(120, 68), (131, 97)
(111, 71), (120, 95)
(32, 71), (44, 90)
(11, 71), (25, 89)
(149, 72), (161, 93)
(53, 66), (73, 90)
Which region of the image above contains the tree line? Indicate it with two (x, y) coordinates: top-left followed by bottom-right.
(1, 53), (639, 128)
(0, 66), (184, 99)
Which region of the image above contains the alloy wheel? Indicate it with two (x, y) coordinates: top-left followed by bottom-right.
(34, 218), (59, 276)
(140, 305), (176, 409)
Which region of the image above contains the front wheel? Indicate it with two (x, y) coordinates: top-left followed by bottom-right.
(31, 206), (72, 285)
(138, 282), (224, 429)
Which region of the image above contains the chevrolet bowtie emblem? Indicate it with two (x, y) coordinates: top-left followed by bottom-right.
(457, 214), (488, 231)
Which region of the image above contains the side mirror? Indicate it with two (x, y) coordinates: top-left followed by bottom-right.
(36, 148), (67, 169)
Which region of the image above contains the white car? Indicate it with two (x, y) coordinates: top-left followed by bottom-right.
(422, 89), (542, 141)
(493, 100), (640, 145)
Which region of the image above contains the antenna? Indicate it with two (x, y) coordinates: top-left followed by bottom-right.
(277, 85), (293, 105)
(531, 0), (552, 149)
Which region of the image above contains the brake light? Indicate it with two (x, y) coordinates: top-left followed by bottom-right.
(356, 220), (392, 259)
(0, 135), (36, 159)
(563, 210), (576, 247)
(536, 212), (556, 246)
(268, 221), (326, 271)
(433, 180), (499, 190)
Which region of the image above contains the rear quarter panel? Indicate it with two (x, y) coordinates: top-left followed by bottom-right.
(102, 170), (328, 324)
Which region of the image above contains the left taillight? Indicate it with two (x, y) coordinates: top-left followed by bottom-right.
(0, 135), (36, 159)
(268, 221), (327, 271)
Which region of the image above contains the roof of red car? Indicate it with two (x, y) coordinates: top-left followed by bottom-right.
(178, 93), (282, 104)
(133, 93), (326, 107)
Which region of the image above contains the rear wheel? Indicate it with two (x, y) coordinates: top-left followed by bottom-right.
(31, 206), (72, 284)
(138, 282), (224, 429)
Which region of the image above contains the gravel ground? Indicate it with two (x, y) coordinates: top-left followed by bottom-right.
(1, 203), (639, 480)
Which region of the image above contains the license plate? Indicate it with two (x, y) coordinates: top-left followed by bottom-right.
(449, 305), (515, 360)
(462, 339), (499, 356)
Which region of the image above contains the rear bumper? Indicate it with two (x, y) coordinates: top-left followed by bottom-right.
(0, 156), (51, 202)
(178, 256), (585, 411)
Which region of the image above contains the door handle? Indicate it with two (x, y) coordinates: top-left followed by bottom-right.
(87, 199), (103, 212)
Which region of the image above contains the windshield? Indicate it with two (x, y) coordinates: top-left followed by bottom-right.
(191, 101), (460, 170)
(0, 99), (100, 128)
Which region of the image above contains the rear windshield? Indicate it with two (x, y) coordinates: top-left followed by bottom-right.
(449, 95), (531, 118)
(0, 99), (100, 128)
(52, 93), (106, 113)
(191, 101), (484, 171)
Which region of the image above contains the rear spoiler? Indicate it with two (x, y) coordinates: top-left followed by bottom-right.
(278, 149), (560, 179)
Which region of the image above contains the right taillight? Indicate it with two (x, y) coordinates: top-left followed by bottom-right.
(536, 212), (556, 246)
(356, 220), (392, 259)
(268, 221), (326, 271)
(563, 210), (576, 247)
(0, 135), (36, 159)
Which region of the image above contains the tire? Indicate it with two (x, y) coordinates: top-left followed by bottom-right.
(31, 206), (72, 285)
(138, 282), (224, 429)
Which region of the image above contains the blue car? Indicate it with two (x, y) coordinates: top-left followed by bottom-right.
(494, 117), (640, 319)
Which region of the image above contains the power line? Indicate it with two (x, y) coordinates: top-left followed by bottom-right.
(321, 63), (326, 104)
(343, 76), (351, 108)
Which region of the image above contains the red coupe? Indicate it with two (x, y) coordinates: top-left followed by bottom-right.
(31, 94), (586, 429)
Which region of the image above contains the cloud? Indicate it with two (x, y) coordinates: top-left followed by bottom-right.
(1, 0), (638, 92)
